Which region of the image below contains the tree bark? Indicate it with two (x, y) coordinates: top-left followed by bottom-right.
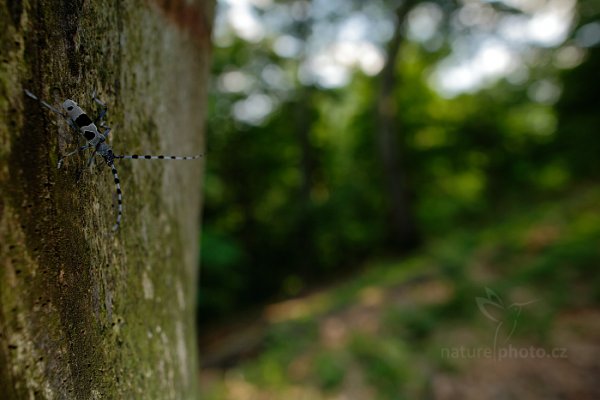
(0, 1), (213, 398)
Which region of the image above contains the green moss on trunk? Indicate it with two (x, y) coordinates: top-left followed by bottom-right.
(0, 1), (213, 398)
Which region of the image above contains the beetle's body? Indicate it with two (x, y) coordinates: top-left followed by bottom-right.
(24, 89), (201, 232)
(64, 100), (103, 145)
(61, 99), (117, 166)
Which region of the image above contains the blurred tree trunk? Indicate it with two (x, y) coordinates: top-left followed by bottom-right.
(0, 1), (213, 398)
(292, 3), (319, 274)
(293, 85), (319, 274)
(376, 0), (420, 251)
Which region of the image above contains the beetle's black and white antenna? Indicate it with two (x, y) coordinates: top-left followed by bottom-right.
(24, 89), (202, 232)
(114, 154), (203, 161)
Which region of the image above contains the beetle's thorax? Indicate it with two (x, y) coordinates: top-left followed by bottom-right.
(97, 142), (115, 165)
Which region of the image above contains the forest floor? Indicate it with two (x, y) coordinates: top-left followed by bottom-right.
(198, 185), (600, 400)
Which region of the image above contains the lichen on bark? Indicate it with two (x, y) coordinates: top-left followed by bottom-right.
(0, 1), (213, 398)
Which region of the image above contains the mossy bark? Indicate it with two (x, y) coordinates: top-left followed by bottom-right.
(0, 1), (213, 398)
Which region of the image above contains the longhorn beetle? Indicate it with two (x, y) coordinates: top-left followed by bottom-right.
(24, 89), (202, 232)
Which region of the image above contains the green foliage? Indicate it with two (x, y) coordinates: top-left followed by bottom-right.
(200, 0), (600, 323)
(198, 228), (246, 316)
(383, 306), (438, 342)
(312, 351), (347, 391)
(349, 335), (410, 399)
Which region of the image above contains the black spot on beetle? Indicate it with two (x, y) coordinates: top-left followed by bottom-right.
(75, 113), (93, 127)
(67, 106), (73, 111)
(84, 131), (95, 140)
(145, 155), (151, 159)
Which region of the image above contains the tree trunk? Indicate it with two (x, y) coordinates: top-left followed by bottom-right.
(0, 1), (213, 398)
(376, 0), (420, 251)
